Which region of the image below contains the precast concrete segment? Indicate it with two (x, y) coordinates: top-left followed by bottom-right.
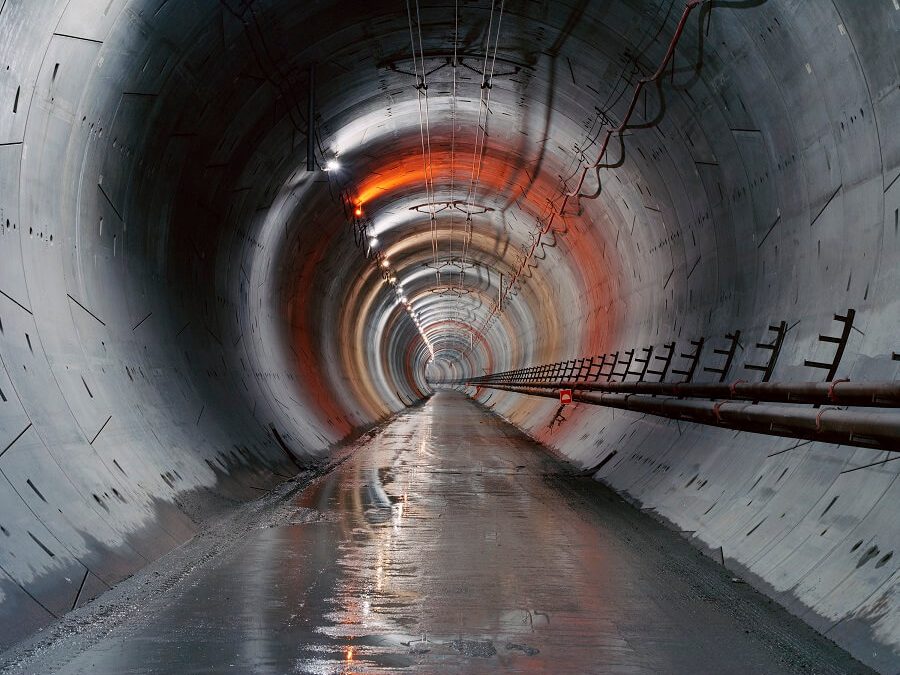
(0, 0), (896, 670)
(0, 391), (872, 674)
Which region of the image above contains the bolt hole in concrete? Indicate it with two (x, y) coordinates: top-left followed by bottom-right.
(0, 0), (897, 674)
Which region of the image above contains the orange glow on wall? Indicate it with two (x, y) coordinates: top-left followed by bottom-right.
(285, 137), (621, 431)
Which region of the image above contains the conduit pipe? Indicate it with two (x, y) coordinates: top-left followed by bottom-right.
(463, 384), (900, 451)
(460, 379), (900, 408)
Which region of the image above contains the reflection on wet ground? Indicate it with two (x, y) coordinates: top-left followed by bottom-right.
(47, 391), (866, 674)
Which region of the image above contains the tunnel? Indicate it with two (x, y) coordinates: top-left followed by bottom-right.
(0, 0), (898, 671)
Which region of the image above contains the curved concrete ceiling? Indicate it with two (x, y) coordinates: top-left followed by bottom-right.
(0, 0), (897, 669)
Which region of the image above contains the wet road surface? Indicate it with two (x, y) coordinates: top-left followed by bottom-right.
(7, 390), (868, 673)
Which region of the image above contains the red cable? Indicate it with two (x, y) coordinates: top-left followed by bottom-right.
(828, 378), (851, 403)
(713, 400), (727, 423)
(475, 0), (707, 341)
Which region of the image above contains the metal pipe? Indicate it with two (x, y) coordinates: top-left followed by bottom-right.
(463, 384), (900, 451)
(462, 379), (900, 407)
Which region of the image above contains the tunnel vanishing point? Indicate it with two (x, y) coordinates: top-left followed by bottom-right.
(0, 0), (898, 672)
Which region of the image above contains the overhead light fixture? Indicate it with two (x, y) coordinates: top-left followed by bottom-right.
(325, 159), (341, 172)
(355, 205), (363, 217)
(381, 259), (390, 268)
(369, 237), (378, 247)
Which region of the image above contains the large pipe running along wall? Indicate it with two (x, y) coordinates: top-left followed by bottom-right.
(0, 0), (897, 669)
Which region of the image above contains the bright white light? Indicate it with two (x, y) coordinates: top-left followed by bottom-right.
(325, 159), (341, 172)
(369, 237), (379, 247)
(381, 259), (390, 268)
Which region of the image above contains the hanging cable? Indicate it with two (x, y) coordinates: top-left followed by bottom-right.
(406, 0), (442, 285)
(401, 0), (438, 356)
(456, 0), (505, 317)
(468, 0), (706, 352)
(448, 0), (460, 290)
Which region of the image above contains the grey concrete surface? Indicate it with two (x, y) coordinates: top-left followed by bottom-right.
(0, 391), (873, 674)
(0, 0), (896, 671)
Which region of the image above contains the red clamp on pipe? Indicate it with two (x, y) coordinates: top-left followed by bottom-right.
(729, 379), (747, 397)
(713, 400), (727, 423)
(828, 378), (850, 403)
(815, 406), (841, 432)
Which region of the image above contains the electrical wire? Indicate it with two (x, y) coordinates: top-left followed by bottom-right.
(468, 0), (706, 351)
(406, 0), (441, 283)
(456, 0), (505, 315)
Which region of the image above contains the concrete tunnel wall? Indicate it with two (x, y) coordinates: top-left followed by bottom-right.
(0, 0), (897, 670)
